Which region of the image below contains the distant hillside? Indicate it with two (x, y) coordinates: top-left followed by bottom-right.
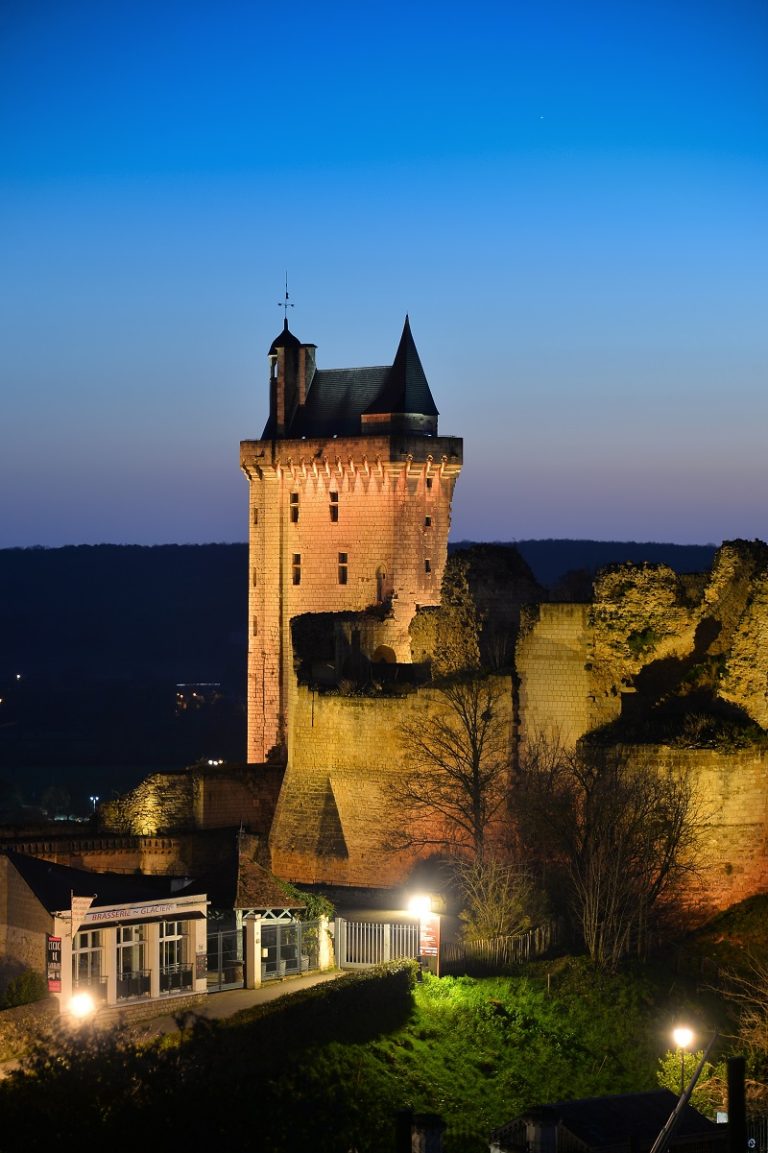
(0, 544), (248, 775)
(450, 539), (718, 589)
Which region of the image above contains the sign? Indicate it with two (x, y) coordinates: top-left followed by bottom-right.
(419, 912), (440, 957)
(47, 935), (62, 992)
(71, 895), (95, 936)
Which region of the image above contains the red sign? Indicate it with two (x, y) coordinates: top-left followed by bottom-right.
(419, 913), (440, 957)
(47, 935), (62, 992)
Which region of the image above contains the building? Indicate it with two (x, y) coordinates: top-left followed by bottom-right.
(0, 850), (208, 1016)
(240, 316), (463, 765)
(490, 1091), (728, 1153)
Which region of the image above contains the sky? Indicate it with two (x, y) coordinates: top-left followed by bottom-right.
(1, 0), (766, 549)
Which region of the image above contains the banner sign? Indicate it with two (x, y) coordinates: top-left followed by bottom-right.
(419, 913), (440, 957)
(71, 895), (95, 936)
(47, 935), (62, 992)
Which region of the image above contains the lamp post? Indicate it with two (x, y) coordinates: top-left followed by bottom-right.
(89, 795), (99, 814)
(672, 1025), (694, 1096)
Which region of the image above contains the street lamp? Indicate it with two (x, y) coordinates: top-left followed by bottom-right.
(673, 1025), (694, 1095)
(89, 795), (99, 814)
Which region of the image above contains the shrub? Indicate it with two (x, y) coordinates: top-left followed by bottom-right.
(0, 969), (48, 1009)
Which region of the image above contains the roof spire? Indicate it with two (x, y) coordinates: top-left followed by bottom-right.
(278, 273), (294, 327)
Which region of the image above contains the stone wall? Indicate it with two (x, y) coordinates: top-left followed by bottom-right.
(516, 603), (617, 747)
(269, 675), (514, 888)
(99, 765), (281, 838)
(622, 745), (768, 919)
(241, 433), (462, 763)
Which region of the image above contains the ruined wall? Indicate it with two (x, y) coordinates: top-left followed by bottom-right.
(622, 745), (768, 919)
(269, 675), (514, 888)
(99, 766), (281, 838)
(517, 541), (768, 750)
(516, 604), (616, 747)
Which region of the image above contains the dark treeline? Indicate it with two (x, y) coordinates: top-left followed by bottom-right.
(0, 544), (248, 780)
(451, 538), (718, 589)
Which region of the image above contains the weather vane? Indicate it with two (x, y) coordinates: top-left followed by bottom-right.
(278, 273), (294, 321)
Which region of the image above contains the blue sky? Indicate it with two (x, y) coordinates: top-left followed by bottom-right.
(1, 0), (766, 548)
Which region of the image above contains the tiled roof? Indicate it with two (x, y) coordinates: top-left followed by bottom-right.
(290, 366), (391, 437)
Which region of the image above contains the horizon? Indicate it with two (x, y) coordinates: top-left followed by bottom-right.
(2, 2), (766, 549)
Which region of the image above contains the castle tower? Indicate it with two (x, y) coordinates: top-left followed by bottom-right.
(240, 316), (463, 765)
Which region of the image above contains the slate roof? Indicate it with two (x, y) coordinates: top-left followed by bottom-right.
(262, 316), (439, 439)
(192, 852), (305, 912)
(492, 1091), (724, 1153)
(5, 851), (200, 914)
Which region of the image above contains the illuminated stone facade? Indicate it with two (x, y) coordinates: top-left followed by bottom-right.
(240, 318), (462, 765)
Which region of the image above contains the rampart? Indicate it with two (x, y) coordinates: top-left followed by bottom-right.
(268, 675), (514, 888)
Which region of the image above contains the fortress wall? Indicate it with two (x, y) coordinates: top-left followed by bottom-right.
(99, 768), (281, 838)
(517, 604), (617, 747)
(622, 746), (768, 917)
(269, 676), (514, 887)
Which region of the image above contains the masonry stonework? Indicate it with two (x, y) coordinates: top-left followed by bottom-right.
(240, 317), (462, 765)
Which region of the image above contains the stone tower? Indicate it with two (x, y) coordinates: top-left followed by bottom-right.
(240, 316), (463, 765)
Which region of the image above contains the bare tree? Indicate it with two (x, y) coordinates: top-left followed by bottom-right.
(516, 739), (699, 969)
(720, 955), (768, 1094)
(454, 854), (539, 941)
(387, 676), (512, 860)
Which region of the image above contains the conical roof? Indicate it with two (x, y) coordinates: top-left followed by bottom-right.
(363, 315), (438, 417)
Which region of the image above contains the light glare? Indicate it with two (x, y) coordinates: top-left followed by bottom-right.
(69, 991), (95, 1019)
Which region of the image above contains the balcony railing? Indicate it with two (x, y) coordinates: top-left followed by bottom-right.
(116, 969), (151, 1000)
(159, 963), (194, 995)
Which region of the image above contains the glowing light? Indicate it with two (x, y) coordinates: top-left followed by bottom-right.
(69, 992), (95, 1019)
(673, 1026), (694, 1050)
(407, 894), (432, 916)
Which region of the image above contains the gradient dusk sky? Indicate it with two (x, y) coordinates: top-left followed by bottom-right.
(1, 0), (766, 549)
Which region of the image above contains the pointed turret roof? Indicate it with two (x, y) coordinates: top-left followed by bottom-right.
(364, 316), (438, 417)
(268, 319), (301, 355)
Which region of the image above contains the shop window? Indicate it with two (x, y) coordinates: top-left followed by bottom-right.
(160, 921), (192, 994)
(73, 929), (103, 992)
(338, 552), (348, 585)
(292, 554), (301, 585)
(290, 493), (299, 523)
(117, 925), (148, 1000)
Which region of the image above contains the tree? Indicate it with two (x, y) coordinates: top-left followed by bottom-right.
(387, 676), (511, 860)
(719, 954), (768, 1101)
(454, 854), (539, 941)
(515, 739), (699, 969)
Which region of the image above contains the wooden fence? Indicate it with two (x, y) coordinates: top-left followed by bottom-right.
(440, 922), (560, 975)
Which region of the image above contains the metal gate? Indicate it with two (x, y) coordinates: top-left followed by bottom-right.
(334, 918), (420, 969)
(260, 920), (319, 982)
(207, 927), (244, 991)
